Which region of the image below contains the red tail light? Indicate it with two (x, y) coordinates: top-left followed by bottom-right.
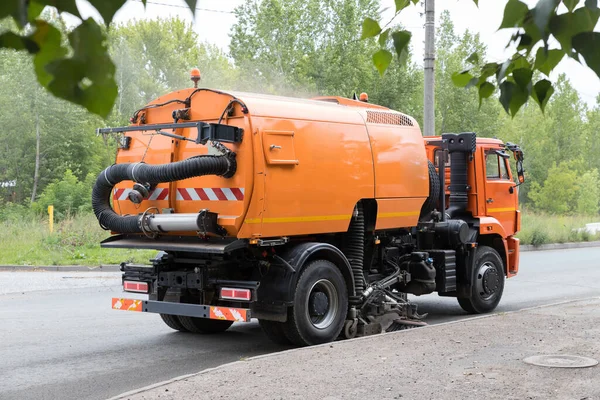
(219, 287), (252, 301)
(123, 281), (149, 293)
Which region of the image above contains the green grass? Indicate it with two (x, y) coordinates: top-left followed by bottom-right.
(1, 211), (598, 265)
(0, 213), (155, 266)
(517, 211), (600, 246)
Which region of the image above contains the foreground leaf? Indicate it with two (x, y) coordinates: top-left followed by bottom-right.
(452, 71), (474, 87)
(500, 80), (529, 116)
(361, 18), (381, 39)
(88, 0), (127, 24)
(499, 0), (529, 29)
(372, 49), (392, 76)
(44, 19), (118, 117)
(530, 79), (554, 112)
(513, 67), (533, 89)
(391, 30), (411, 60)
(534, 48), (564, 76)
(550, 6), (600, 52)
(572, 31), (600, 78)
(478, 81), (495, 108)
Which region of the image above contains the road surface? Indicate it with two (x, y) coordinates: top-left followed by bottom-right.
(1, 248), (599, 400)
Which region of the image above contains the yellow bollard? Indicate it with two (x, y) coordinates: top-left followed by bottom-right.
(48, 205), (54, 233)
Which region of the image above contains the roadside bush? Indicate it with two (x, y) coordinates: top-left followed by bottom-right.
(32, 169), (95, 219)
(0, 201), (35, 222)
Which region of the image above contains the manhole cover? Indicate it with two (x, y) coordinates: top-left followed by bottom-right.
(524, 355), (598, 368)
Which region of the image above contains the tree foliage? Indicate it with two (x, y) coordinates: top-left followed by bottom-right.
(362, 0), (600, 116)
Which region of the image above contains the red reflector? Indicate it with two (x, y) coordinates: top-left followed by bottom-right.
(220, 287), (251, 301)
(123, 281), (149, 293)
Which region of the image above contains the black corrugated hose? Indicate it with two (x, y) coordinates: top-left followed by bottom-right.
(92, 155), (235, 233)
(345, 203), (366, 300)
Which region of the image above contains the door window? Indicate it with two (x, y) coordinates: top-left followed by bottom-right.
(486, 153), (500, 179)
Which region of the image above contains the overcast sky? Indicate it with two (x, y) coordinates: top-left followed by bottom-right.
(75, 0), (599, 106)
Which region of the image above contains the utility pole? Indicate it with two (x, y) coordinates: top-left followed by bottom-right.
(423, 0), (435, 136)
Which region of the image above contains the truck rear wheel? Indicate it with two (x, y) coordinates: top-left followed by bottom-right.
(259, 319), (291, 345)
(160, 314), (189, 332)
(282, 259), (348, 346)
(458, 246), (505, 314)
(177, 316), (234, 333)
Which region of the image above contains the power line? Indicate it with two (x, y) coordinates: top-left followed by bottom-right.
(131, 0), (236, 14)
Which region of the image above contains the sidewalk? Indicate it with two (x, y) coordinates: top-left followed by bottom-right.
(113, 298), (600, 400)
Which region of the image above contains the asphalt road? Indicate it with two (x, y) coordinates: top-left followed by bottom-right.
(1, 248), (600, 400)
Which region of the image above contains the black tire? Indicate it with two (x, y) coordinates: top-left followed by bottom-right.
(458, 246), (505, 314)
(259, 319), (292, 345)
(160, 314), (189, 332)
(420, 160), (441, 217)
(282, 259), (348, 347)
(178, 316), (234, 333)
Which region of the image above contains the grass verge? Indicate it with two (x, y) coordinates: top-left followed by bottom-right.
(0, 211), (598, 265)
(517, 212), (600, 246)
(0, 213), (155, 266)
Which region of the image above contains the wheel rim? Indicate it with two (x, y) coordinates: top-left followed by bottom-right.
(475, 261), (501, 301)
(305, 279), (338, 330)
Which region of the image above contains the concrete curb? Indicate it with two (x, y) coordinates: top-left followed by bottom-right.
(520, 240), (600, 252)
(107, 296), (600, 400)
(0, 265), (120, 272)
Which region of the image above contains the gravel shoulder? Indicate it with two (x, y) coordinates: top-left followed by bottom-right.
(114, 298), (600, 400)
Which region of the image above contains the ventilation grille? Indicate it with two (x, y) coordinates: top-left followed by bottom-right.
(366, 111), (414, 126)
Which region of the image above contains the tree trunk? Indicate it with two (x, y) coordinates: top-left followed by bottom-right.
(30, 108), (40, 204)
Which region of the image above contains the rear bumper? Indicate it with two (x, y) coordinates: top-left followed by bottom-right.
(111, 298), (251, 322)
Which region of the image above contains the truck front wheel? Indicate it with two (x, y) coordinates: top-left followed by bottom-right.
(458, 246), (505, 314)
(282, 259), (348, 346)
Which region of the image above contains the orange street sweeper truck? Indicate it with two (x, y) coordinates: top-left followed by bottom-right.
(96, 70), (524, 346)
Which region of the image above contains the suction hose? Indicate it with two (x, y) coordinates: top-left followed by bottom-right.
(345, 203), (366, 299)
(92, 154), (235, 234)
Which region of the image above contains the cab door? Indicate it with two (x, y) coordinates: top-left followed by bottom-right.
(483, 148), (518, 236)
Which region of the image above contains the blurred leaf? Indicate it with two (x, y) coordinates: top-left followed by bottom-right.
(361, 18), (381, 39)
(499, 0), (529, 29)
(394, 0), (411, 12)
(40, 0), (80, 19)
(530, 79), (554, 112)
(44, 19), (117, 117)
(466, 52), (479, 65)
(480, 62), (499, 80)
(452, 71), (474, 87)
(499, 81), (514, 113)
(379, 29), (390, 46)
(31, 20), (68, 87)
(391, 30), (411, 59)
(534, 48), (564, 75)
(563, 0), (579, 11)
(478, 81), (495, 108)
(372, 49), (392, 76)
(500, 80), (529, 116)
(513, 67), (533, 88)
(88, 0), (126, 24)
(572, 32), (600, 78)
(497, 60), (512, 82)
(532, 0), (560, 41)
(513, 56), (531, 70)
(550, 6), (600, 52)
(184, 0), (197, 15)
(586, 0), (598, 8)
(473, 0), (479, 6)
(516, 33), (534, 50)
